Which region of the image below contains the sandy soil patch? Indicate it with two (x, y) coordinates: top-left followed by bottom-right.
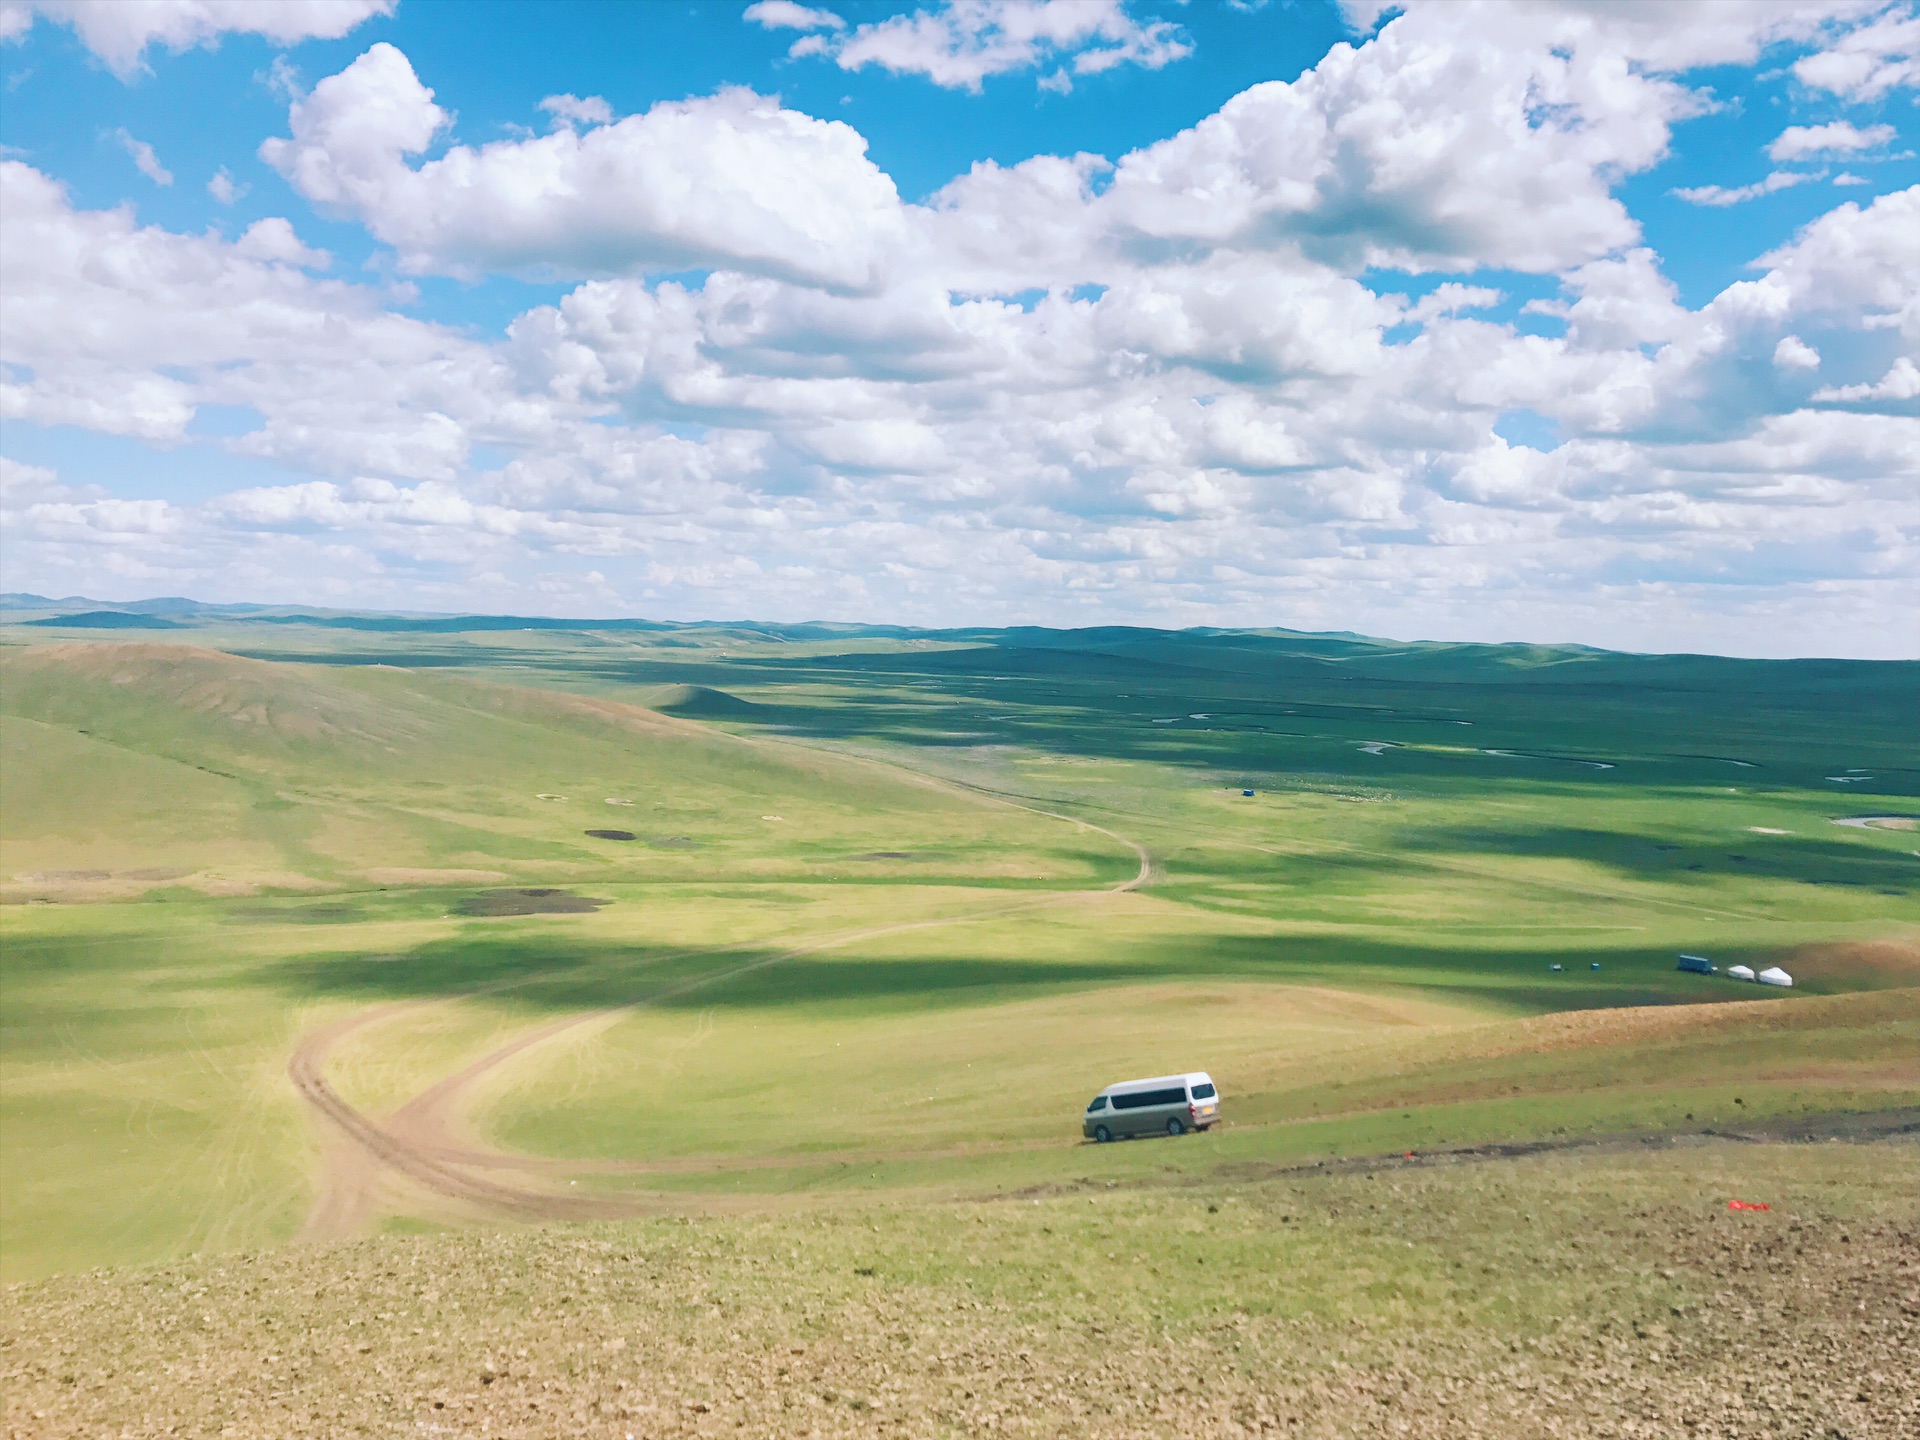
(10, 865), (189, 887)
(1832, 815), (1918, 831)
(362, 867), (510, 885)
(1780, 937), (1920, 986)
(5, 867), (326, 901)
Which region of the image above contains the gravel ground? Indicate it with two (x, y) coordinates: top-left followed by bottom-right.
(4, 1140), (1914, 1439)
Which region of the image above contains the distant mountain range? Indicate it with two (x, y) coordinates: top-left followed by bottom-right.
(0, 592), (1383, 646)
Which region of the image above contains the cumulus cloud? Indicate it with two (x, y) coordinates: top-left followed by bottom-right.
(112, 128), (172, 185)
(0, 159), (500, 460)
(743, 1), (844, 32)
(1769, 119), (1897, 160)
(206, 165), (244, 203)
(1, 456), (182, 541)
(1088, 0), (1766, 275)
(1793, 3), (1920, 98)
(1672, 170), (1822, 206)
(261, 45), (908, 288)
(3, 0), (393, 78)
(1403, 284), (1502, 326)
(1773, 334), (1823, 369)
(6, 13), (1918, 654)
(538, 92), (613, 128)
(767, 0), (1191, 91)
(1813, 354), (1920, 402)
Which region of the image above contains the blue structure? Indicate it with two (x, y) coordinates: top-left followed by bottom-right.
(1676, 954), (1715, 975)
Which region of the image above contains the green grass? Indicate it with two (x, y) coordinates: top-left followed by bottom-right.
(1, 621), (1914, 1281)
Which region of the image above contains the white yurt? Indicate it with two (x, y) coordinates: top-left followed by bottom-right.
(1726, 964), (1757, 982)
(1756, 966), (1793, 987)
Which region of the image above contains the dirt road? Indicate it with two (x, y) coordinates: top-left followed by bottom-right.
(290, 784), (1156, 1232)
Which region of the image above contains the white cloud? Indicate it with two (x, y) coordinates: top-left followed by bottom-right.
(1089, 0), (1782, 275)
(1403, 284), (1502, 326)
(6, 16), (1919, 655)
(112, 128), (172, 185)
(1, 456), (183, 540)
(1793, 4), (1920, 99)
(1814, 354), (1920, 401)
(1769, 119), (1897, 160)
(777, 0), (1191, 91)
(0, 454), (61, 503)
(743, 1), (844, 31)
(0, 160), (503, 461)
(261, 45), (908, 289)
(232, 216), (329, 268)
(1554, 249), (1688, 352)
(1672, 170), (1821, 206)
(538, 92), (613, 128)
(206, 165), (244, 203)
(1751, 185), (1920, 339)
(6, 0), (393, 78)
(1773, 334), (1823, 369)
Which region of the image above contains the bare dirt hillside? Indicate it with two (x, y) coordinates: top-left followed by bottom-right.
(4, 1138), (1913, 1440)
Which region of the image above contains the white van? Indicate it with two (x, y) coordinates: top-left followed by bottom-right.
(1083, 1072), (1218, 1142)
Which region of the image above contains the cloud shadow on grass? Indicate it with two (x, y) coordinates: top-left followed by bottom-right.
(1398, 823), (1917, 894)
(268, 926), (1783, 1020)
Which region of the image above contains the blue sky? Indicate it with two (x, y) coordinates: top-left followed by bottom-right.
(1, 0), (1916, 655)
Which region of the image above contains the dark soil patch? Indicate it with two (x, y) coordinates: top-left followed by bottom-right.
(648, 836), (698, 849)
(853, 851), (922, 861)
(228, 903), (365, 925)
(584, 829), (637, 841)
(454, 889), (608, 917)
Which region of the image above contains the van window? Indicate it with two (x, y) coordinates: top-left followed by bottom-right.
(1190, 1082), (1216, 1100)
(1085, 1096), (1108, 1112)
(1112, 1087), (1186, 1110)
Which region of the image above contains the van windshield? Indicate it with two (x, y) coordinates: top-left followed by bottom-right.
(1085, 1096), (1108, 1111)
(1191, 1082), (1216, 1100)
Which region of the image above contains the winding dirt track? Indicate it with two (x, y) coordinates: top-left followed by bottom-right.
(290, 794), (1154, 1233)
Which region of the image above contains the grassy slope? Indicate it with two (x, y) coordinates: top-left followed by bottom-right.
(0, 642), (1122, 1276)
(5, 1140), (1915, 1439)
(1, 624), (1915, 1282)
(0, 643), (1120, 896)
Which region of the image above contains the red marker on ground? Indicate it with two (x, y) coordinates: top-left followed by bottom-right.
(1727, 1199), (1770, 1212)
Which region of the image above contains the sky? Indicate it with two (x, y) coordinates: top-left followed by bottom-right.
(1, 0), (1916, 656)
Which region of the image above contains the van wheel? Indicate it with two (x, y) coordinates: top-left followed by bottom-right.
(1166, 1117), (1186, 1137)
(1093, 1125), (1113, 1144)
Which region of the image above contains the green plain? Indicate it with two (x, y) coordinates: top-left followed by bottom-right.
(1, 617), (1914, 1280)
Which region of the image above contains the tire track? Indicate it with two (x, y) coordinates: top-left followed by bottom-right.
(290, 786), (1155, 1227)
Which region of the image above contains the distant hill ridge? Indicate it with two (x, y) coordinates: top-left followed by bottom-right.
(3, 593), (1910, 675)
(2, 594), (1390, 647)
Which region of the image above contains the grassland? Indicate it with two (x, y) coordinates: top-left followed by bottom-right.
(1, 607), (1915, 1434)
